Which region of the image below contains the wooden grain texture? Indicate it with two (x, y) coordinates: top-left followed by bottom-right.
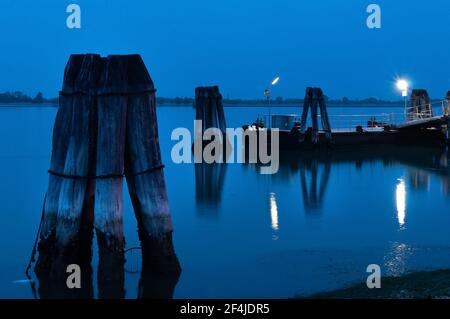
(300, 87), (332, 144)
(35, 53), (180, 298)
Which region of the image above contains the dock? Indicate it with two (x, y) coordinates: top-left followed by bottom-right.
(244, 88), (450, 152)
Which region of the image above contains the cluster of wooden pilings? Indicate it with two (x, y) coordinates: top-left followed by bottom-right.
(194, 86), (227, 137)
(409, 89), (432, 120)
(446, 91), (450, 115)
(194, 86), (229, 210)
(33, 54), (180, 299)
(299, 87), (332, 144)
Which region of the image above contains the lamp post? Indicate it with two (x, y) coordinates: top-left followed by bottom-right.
(396, 79), (409, 120)
(265, 76), (280, 128)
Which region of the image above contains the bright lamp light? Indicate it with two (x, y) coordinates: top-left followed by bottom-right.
(396, 79), (408, 92)
(271, 76), (280, 86)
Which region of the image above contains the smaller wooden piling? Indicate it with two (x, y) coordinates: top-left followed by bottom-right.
(317, 88), (332, 140)
(409, 89), (432, 120)
(445, 91), (450, 115)
(195, 86), (227, 136)
(299, 87), (332, 144)
(194, 85), (230, 161)
(446, 91), (450, 144)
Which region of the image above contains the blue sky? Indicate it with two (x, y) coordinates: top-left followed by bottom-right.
(0, 0), (449, 99)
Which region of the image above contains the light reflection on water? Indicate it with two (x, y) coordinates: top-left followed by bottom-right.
(396, 178), (406, 228)
(384, 242), (413, 277)
(269, 192), (279, 240)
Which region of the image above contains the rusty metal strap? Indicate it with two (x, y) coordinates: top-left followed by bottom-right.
(47, 164), (165, 180)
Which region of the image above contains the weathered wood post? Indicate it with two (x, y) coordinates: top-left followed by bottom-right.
(445, 91), (450, 115)
(409, 89), (432, 120)
(317, 88), (332, 141)
(194, 86), (227, 139)
(299, 87), (332, 144)
(94, 55), (128, 299)
(193, 86), (229, 210)
(446, 91), (450, 144)
(34, 53), (101, 298)
(124, 55), (180, 283)
(33, 53), (180, 298)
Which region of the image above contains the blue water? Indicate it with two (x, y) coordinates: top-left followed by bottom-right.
(0, 105), (449, 298)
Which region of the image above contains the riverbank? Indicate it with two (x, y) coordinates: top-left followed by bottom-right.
(304, 269), (450, 299)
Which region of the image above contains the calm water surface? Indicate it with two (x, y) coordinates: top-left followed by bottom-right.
(0, 104), (449, 298)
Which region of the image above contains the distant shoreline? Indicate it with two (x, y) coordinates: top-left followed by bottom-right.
(0, 91), (408, 107)
(0, 102), (405, 108)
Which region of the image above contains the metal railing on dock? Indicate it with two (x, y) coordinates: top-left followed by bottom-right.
(265, 113), (396, 133)
(263, 99), (449, 133)
(404, 100), (449, 122)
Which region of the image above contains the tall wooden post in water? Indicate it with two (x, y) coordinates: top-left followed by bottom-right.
(409, 89), (432, 121)
(195, 86), (227, 137)
(193, 86), (229, 215)
(299, 87), (332, 144)
(445, 91), (450, 115)
(34, 54), (180, 298)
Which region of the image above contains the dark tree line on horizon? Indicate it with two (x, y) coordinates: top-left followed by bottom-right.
(0, 91), (405, 106)
(0, 91), (57, 104)
(157, 95), (403, 105)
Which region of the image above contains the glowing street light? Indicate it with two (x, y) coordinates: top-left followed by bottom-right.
(271, 76), (280, 86)
(265, 76), (280, 128)
(396, 79), (408, 96)
(396, 79), (409, 115)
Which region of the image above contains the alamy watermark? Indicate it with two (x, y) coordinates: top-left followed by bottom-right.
(66, 4), (81, 29)
(366, 264), (381, 289)
(366, 4), (381, 29)
(66, 264), (81, 289)
(171, 121), (280, 175)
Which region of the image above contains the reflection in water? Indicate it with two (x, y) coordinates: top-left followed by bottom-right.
(383, 242), (413, 277)
(195, 163), (227, 214)
(395, 178), (407, 228)
(33, 226), (181, 299)
(300, 160), (331, 214)
(267, 147), (450, 218)
(269, 193), (279, 239)
(408, 169), (430, 191)
(137, 233), (182, 299)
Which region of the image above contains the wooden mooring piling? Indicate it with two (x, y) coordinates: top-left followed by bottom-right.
(193, 86), (229, 212)
(195, 86), (227, 136)
(32, 54), (180, 298)
(299, 87), (332, 144)
(409, 89), (432, 120)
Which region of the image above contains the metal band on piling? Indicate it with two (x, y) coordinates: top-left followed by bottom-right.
(47, 164), (165, 180)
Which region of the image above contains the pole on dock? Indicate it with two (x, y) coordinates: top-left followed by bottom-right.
(33, 54), (180, 298)
(299, 87), (332, 144)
